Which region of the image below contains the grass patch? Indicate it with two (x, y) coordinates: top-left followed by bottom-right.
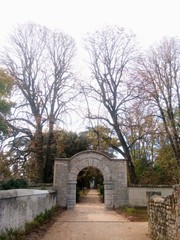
(118, 207), (148, 222)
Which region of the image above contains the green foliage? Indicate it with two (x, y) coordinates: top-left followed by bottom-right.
(0, 227), (24, 240)
(77, 167), (103, 189)
(121, 207), (148, 221)
(0, 69), (13, 95)
(134, 157), (150, 184)
(25, 207), (56, 232)
(99, 185), (104, 202)
(76, 187), (80, 203)
(123, 207), (135, 215)
(25, 220), (40, 233)
(23, 130), (90, 183)
(39, 208), (55, 221)
(154, 144), (180, 184)
(0, 178), (28, 190)
(0, 100), (11, 114)
(0, 69), (14, 136)
(53, 130), (90, 158)
(99, 185), (104, 195)
(81, 125), (120, 157)
(0, 153), (11, 180)
(0, 206), (58, 239)
(133, 143), (180, 185)
(134, 163), (178, 185)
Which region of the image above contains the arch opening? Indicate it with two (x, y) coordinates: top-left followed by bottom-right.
(76, 166), (104, 204)
(77, 166), (104, 190)
(67, 155), (114, 209)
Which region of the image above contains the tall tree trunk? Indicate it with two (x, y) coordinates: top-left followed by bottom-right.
(114, 122), (138, 184)
(44, 132), (54, 183)
(33, 130), (44, 183)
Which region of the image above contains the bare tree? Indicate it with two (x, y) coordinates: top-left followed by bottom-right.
(0, 23), (77, 182)
(137, 37), (180, 170)
(84, 26), (139, 183)
(123, 100), (159, 163)
(43, 29), (77, 181)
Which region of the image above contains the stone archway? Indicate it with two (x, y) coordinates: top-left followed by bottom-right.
(53, 150), (128, 209)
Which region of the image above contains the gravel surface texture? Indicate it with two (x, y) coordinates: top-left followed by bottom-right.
(39, 189), (150, 240)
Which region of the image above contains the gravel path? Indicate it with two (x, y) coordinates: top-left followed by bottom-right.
(41, 189), (150, 240)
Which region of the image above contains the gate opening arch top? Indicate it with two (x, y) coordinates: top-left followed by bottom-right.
(69, 151), (112, 181)
(53, 150), (128, 209)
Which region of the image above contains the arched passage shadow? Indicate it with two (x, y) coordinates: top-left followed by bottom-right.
(67, 152), (113, 209)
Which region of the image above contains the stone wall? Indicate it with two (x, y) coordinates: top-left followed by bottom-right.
(54, 151), (176, 209)
(148, 185), (180, 240)
(129, 186), (173, 207)
(0, 189), (56, 234)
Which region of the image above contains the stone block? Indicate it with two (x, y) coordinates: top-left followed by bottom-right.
(81, 159), (88, 168)
(70, 167), (79, 175)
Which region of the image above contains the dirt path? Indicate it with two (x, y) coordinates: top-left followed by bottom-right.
(41, 189), (150, 240)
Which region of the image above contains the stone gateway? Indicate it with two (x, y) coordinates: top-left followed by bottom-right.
(53, 150), (128, 209)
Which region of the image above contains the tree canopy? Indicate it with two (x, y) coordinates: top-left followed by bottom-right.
(84, 26), (139, 183)
(137, 37), (180, 169)
(0, 23), (77, 182)
(0, 24), (179, 185)
(0, 69), (13, 137)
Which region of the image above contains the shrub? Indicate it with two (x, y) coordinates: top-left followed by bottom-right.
(0, 179), (28, 190)
(0, 228), (23, 240)
(99, 185), (104, 195)
(124, 207), (135, 215)
(99, 185), (104, 202)
(0, 206), (58, 239)
(76, 187), (80, 203)
(121, 207), (148, 221)
(25, 220), (40, 233)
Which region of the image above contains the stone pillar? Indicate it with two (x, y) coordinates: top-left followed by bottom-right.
(53, 161), (68, 207)
(67, 180), (76, 209)
(104, 181), (114, 209)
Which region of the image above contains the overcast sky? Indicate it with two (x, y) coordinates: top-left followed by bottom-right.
(0, 0), (180, 46)
(1, 0), (180, 131)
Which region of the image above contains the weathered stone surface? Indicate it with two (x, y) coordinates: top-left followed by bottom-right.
(53, 161), (68, 207)
(148, 185), (180, 240)
(0, 189), (56, 234)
